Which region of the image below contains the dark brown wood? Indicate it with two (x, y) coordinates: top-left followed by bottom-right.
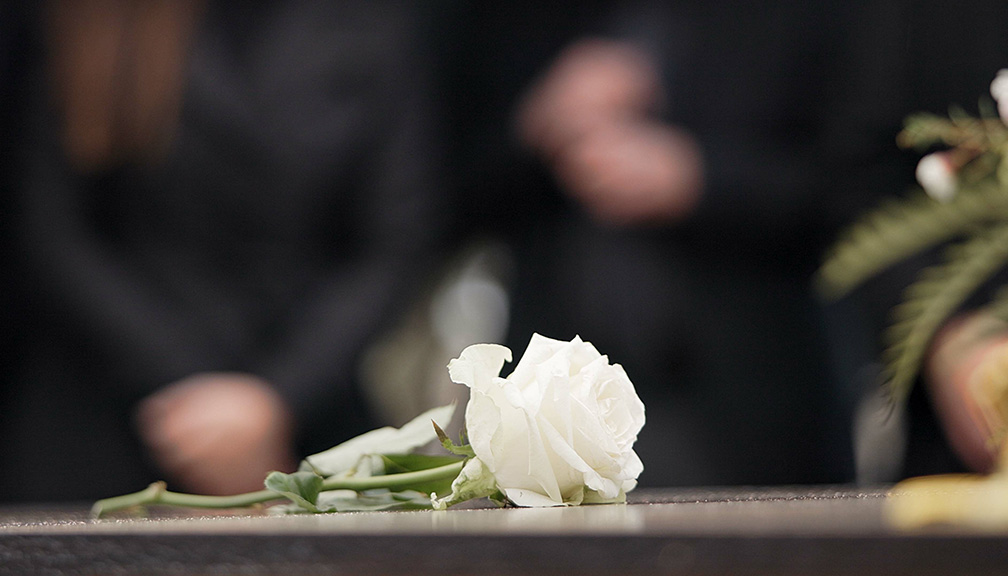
(1, 486), (1006, 575)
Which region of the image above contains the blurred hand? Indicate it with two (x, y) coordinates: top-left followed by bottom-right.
(136, 372), (298, 495)
(518, 38), (663, 156)
(926, 314), (1008, 473)
(517, 38), (702, 226)
(553, 119), (703, 226)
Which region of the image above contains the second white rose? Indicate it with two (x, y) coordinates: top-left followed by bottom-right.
(447, 333), (646, 507)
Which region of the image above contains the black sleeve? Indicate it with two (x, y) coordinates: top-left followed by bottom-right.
(253, 17), (445, 435)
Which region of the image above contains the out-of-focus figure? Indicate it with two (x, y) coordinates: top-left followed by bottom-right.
(516, 37), (703, 228)
(434, 2), (868, 486)
(2, 0), (443, 501)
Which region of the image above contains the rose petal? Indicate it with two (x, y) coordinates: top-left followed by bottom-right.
(447, 343), (512, 393)
(504, 487), (569, 507)
(452, 334), (646, 507)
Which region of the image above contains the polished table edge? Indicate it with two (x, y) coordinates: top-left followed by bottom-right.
(1, 485), (1005, 576)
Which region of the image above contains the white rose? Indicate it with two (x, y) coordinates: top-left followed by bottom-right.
(446, 333), (645, 507)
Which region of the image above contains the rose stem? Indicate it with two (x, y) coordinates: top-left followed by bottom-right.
(91, 460), (466, 518)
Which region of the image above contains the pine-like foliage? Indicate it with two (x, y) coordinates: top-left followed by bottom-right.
(881, 224), (1008, 403)
(817, 100), (1008, 403)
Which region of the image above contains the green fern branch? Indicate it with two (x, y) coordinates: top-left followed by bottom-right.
(882, 222), (1008, 404)
(816, 181), (1008, 300)
(821, 87), (1008, 410)
(897, 113), (968, 150)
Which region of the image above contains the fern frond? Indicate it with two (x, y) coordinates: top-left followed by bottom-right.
(882, 223), (1008, 404)
(816, 181), (1008, 300)
(897, 113), (962, 150)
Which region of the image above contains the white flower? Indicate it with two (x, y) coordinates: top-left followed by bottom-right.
(991, 69), (1008, 124)
(446, 334), (645, 507)
(915, 152), (957, 203)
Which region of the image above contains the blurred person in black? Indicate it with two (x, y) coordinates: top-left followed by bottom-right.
(2, 1), (445, 502)
(484, 0), (1008, 486)
(0, 2), (27, 438)
(431, 1), (904, 486)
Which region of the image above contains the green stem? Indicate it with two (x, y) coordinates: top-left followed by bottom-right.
(92, 460), (465, 518)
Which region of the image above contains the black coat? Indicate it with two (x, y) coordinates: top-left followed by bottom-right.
(2, 1), (444, 502)
(436, 1), (882, 486)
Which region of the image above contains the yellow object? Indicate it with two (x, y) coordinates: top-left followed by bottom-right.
(887, 339), (1008, 531)
(887, 473), (1008, 531)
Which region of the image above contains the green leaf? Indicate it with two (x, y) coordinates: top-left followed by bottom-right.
(488, 490), (509, 507)
(816, 182), (1008, 300)
(301, 403), (456, 477)
(381, 453), (465, 473)
(380, 453), (464, 495)
(320, 489), (435, 512)
(269, 489), (436, 514)
(265, 471), (324, 513)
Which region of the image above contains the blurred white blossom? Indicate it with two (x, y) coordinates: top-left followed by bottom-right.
(916, 152), (957, 202)
(991, 69), (1008, 123)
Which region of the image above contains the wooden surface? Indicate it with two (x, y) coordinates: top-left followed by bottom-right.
(1, 486), (1006, 575)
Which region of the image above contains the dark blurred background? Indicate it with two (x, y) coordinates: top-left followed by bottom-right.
(2, 1), (1008, 503)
